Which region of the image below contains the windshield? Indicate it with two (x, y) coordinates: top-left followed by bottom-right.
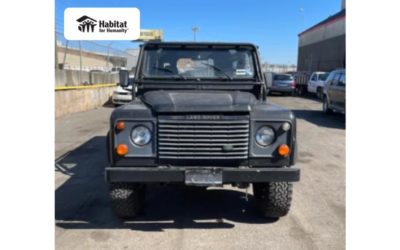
(319, 73), (329, 81)
(141, 47), (256, 80)
(274, 74), (293, 81)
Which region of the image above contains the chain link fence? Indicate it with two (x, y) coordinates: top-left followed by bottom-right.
(55, 31), (132, 87)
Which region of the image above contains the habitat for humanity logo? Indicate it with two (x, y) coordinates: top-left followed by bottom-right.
(65, 8), (140, 40)
(77, 16), (97, 32)
(77, 15), (129, 33)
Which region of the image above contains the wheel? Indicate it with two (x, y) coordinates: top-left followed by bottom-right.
(296, 86), (304, 96)
(323, 96), (333, 114)
(316, 87), (323, 99)
(253, 182), (293, 218)
(109, 183), (145, 218)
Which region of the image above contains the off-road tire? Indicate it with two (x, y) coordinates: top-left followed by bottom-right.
(253, 182), (293, 218)
(109, 183), (145, 218)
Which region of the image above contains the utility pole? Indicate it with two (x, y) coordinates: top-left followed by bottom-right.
(55, 31), (58, 70)
(62, 40), (69, 68)
(79, 41), (82, 84)
(106, 41), (114, 71)
(192, 27), (199, 41)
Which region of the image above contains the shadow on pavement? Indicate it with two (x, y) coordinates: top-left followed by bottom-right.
(292, 109), (345, 129)
(102, 98), (116, 108)
(55, 136), (277, 232)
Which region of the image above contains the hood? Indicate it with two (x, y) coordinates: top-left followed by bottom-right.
(141, 90), (257, 113)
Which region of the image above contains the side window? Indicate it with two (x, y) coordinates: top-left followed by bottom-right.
(332, 73), (342, 86)
(311, 74), (317, 81)
(325, 72), (335, 85)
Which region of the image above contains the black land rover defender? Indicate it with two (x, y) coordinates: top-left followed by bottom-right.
(106, 42), (300, 219)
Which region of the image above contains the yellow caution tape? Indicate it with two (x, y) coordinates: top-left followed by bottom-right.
(55, 83), (117, 91)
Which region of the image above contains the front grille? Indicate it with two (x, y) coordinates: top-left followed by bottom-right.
(158, 117), (249, 160)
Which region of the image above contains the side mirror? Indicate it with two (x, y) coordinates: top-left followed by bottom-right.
(119, 70), (129, 88)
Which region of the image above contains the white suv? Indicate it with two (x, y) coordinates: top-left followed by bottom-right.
(307, 71), (329, 99)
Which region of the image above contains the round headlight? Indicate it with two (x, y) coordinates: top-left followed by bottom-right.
(131, 126), (151, 146)
(256, 126), (275, 146)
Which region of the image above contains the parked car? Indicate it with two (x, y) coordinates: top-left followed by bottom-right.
(112, 74), (134, 105)
(323, 69), (345, 114)
(266, 73), (296, 95)
(307, 71), (329, 99)
(112, 85), (133, 105)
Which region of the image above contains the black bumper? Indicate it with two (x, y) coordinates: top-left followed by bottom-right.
(105, 167), (300, 183)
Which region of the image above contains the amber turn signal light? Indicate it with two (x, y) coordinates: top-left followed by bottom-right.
(278, 144), (290, 157)
(116, 144), (128, 156)
(115, 121), (125, 131)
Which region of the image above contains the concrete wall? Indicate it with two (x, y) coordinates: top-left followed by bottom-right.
(55, 69), (119, 86)
(55, 69), (90, 86)
(57, 46), (127, 71)
(55, 86), (115, 118)
(90, 71), (119, 84)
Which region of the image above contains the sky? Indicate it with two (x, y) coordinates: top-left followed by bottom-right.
(55, 0), (341, 65)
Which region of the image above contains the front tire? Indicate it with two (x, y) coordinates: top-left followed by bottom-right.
(316, 87), (323, 99)
(109, 183), (145, 218)
(323, 96), (333, 114)
(253, 182), (293, 218)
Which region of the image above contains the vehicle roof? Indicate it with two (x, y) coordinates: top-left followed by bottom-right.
(313, 71), (327, 74)
(142, 41), (258, 49)
(331, 68), (346, 73)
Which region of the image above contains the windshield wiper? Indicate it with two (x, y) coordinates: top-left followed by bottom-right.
(200, 62), (233, 80)
(151, 66), (186, 80)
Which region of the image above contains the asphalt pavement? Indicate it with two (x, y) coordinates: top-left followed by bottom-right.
(55, 96), (345, 250)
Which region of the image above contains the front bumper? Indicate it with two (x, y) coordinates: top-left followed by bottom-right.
(270, 86), (295, 93)
(112, 93), (132, 104)
(105, 166), (300, 183)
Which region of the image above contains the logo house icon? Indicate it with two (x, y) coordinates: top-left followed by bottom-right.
(76, 15), (97, 32)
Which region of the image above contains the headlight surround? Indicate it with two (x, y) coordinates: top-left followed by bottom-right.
(131, 125), (151, 146)
(255, 126), (275, 146)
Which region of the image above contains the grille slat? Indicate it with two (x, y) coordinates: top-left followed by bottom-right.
(159, 138), (248, 142)
(159, 129), (249, 134)
(159, 124), (249, 129)
(159, 134), (248, 138)
(158, 117), (249, 160)
(159, 147), (248, 151)
(160, 156), (247, 159)
(159, 142), (248, 146)
(159, 120), (248, 124)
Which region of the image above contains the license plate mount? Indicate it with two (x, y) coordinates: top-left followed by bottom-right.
(185, 169), (223, 186)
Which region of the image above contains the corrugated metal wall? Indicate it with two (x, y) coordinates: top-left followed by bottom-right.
(297, 34), (345, 72)
(297, 14), (345, 72)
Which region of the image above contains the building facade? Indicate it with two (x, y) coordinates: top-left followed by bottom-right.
(297, 8), (345, 72)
